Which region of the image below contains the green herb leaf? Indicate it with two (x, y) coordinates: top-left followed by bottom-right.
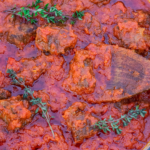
(35, 107), (39, 113)
(44, 3), (49, 11)
(70, 20), (75, 25)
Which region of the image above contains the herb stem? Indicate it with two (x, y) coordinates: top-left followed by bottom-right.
(7, 69), (55, 138)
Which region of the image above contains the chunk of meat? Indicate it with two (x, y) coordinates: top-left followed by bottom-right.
(62, 50), (96, 95)
(75, 12), (101, 35)
(97, 2), (127, 24)
(90, 0), (111, 7)
(35, 25), (77, 55)
(0, 95), (32, 130)
(133, 10), (150, 27)
(0, 71), (10, 88)
(6, 55), (47, 86)
(0, 88), (11, 99)
(6, 54), (65, 86)
(7, 23), (37, 49)
(114, 19), (150, 52)
(63, 102), (98, 143)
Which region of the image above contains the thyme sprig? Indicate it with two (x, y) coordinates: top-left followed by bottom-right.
(7, 69), (55, 137)
(94, 106), (147, 134)
(4, 0), (67, 24)
(4, 0), (84, 25)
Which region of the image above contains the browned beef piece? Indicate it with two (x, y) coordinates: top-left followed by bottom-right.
(0, 90), (50, 131)
(6, 55), (48, 86)
(35, 25), (77, 55)
(7, 23), (37, 49)
(114, 19), (150, 53)
(63, 102), (98, 143)
(0, 95), (32, 130)
(0, 88), (11, 99)
(62, 50), (96, 95)
(75, 12), (101, 36)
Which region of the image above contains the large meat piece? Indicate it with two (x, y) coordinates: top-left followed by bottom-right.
(7, 23), (37, 49)
(63, 102), (98, 143)
(6, 55), (47, 86)
(114, 19), (150, 53)
(6, 54), (65, 86)
(35, 25), (77, 55)
(62, 50), (96, 95)
(0, 88), (11, 99)
(0, 95), (32, 130)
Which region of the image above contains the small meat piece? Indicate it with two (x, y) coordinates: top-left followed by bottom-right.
(7, 23), (37, 49)
(6, 55), (47, 86)
(0, 95), (32, 130)
(63, 102), (98, 143)
(90, 0), (111, 7)
(133, 10), (150, 27)
(62, 50), (96, 95)
(0, 71), (10, 88)
(114, 19), (150, 52)
(0, 88), (11, 99)
(75, 12), (101, 35)
(35, 25), (77, 55)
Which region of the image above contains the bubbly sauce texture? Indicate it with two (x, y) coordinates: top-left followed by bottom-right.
(0, 0), (150, 149)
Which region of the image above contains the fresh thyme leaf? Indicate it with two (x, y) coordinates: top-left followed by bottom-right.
(17, 11), (23, 17)
(35, 5), (40, 10)
(11, 14), (15, 18)
(72, 11), (84, 20)
(44, 3), (49, 11)
(35, 107), (39, 113)
(70, 20), (75, 25)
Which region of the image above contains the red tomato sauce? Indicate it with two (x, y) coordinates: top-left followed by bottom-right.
(0, 0), (150, 149)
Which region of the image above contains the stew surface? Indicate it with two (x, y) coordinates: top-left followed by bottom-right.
(0, 0), (150, 149)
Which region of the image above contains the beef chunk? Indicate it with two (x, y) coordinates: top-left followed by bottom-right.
(0, 88), (11, 99)
(63, 102), (98, 143)
(75, 12), (101, 36)
(6, 54), (65, 86)
(0, 95), (32, 130)
(133, 10), (150, 27)
(114, 19), (150, 53)
(0, 71), (10, 88)
(6, 55), (47, 86)
(35, 25), (77, 55)
(7, 23), (37, 49)
(0, 90), (50, 131)
(62, 50), (96, 95)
